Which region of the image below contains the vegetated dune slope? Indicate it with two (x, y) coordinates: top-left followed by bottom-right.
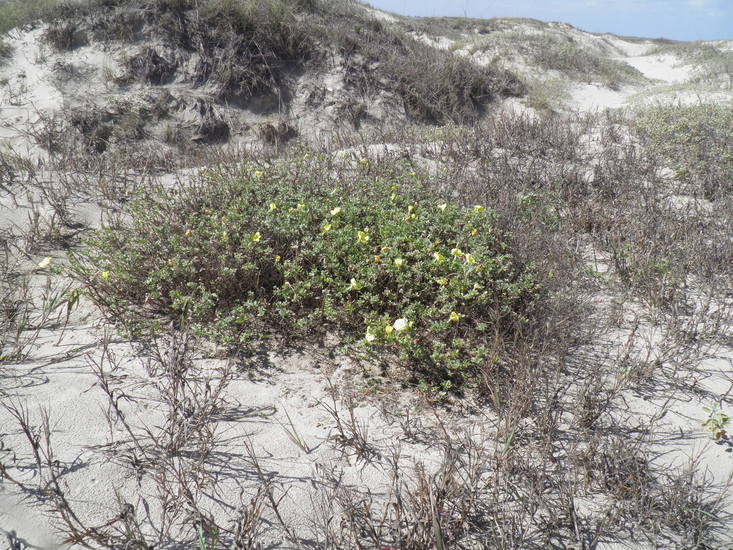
(1, 1), (732, 549)
(0, 0), (730, 161)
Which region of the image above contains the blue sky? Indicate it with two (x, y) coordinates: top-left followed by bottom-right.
(364, 0), (733, 41)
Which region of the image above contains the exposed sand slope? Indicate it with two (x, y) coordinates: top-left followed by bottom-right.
(0, 28), (64, 160)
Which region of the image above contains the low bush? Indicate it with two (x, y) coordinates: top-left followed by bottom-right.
(634, 102), (733, 199)
(72, 157), (540, 387)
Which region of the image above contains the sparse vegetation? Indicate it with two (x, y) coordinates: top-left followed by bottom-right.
(471, 30), (647, 88)
(648, 41), (733, 87)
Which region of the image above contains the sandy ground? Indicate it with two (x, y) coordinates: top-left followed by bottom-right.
(0, 28), (64, 161)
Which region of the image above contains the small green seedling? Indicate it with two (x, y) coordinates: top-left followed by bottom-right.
(702, 403), (730, 441)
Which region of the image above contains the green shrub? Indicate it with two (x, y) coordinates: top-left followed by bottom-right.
(634, 102), (733, 199)
(72, 157), (539, 387)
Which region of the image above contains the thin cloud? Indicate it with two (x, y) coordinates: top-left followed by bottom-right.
(687, 0), (727, 16)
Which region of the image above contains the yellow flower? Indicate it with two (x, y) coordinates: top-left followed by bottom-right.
(365, 326), (378, 343)
(321, 223), (332, 233)
(474, 205), (484, 212)
(407, 205), (414, 214)
(384, 325), (394, 336)
(303, 153), (311, 160)
(393, 318), (408, 332)
(373, 255), (381, 263)
(101, 270), (110, 280)
(436, 277), (448, 286)
(451, 248), (464, 258)
(274, 255), (281, 263)
(394, 258), (404, 268)
(296, 203), (305, 211)
(185, 229), (193, 237)
(438, 203), (447, 211)
(357, 230), (370, 244)
(465, 253), (476, 265)
(269, 202), (277, 211)
(449, 311), (462, 322)
(410, 171), (416, 177)
(433, 252), (445, 263)
(37, 256), (52, 270)
(390, 193), (397, 201)
(330, 206), (342, 216)
(470, 228), (478, 236)
(251, 232), (261, 243)
(254, 171), (263, 178)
